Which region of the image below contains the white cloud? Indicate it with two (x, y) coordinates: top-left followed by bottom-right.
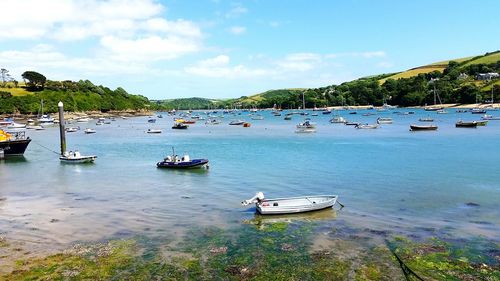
(276, 53), (323, 72)
(185, 55), (273, 78)
(225, 4), (248, 18)
(326, 51), (386, 59)
(229, 26), (246, 35)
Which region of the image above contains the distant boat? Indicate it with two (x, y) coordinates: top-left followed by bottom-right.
(229, 120), (245, 125)
(419, 117), (434, 122)
(37, 100), (55, 125)
(355, 124), (379, 129)
(322, 110), (332, 115)
(182, 120), (196, 124)
(436, 109), (448, 114)
(243, 122), (251, 127)
(146, 129), (162, 134)
(471, 108), (487, 114)
(157, 148), (209, 169)
(410, 124), (438, 131)
(345, 121), (360, 126)
(376, 117), (393, 124)
(455, 121), (477, 128)
(330, 116), (346, 124)
(148, 118), (156, 123)
(60, 150), (97, 164)
(76, 117), (91, 123)
(456, 109), (468, 113)
(284, 115), (292, 120)
(295, 127), (316, 133)
(26, 125), (45, 130)
(84, 128), (96, 134)
(481, 114), (500, 120)
(250, 114), (264, 120)
(7, 122), (26, 129)
(242, 192), (339, 215)
(349, 111), (357, 115)
(66, 126), (80, 133)
(172, 122), (188, 129)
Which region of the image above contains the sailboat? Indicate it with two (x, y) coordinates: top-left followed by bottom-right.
(57, 102), (97, 164)
(37, 99), (55, 125)
(424, 79), (444, 111)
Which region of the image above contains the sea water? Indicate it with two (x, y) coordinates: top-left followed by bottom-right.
(0, 109), (499, 250)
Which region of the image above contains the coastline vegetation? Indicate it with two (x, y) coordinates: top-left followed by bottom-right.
(3, 221), (498, 280)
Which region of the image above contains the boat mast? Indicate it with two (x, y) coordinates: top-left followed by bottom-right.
(302, 91), (306, 111)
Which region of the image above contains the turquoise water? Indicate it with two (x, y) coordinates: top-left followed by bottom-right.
(1, 109), (499, 250)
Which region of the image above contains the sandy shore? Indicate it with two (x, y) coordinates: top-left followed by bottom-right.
(1, 109), (155, 122)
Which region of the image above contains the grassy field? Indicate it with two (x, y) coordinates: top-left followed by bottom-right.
(462, 52), (500, 67)
(379, 65), (446, 84)
(428, 56), (473, 66)
(0, 86), (31, 96)
(482, 79), (500, 91)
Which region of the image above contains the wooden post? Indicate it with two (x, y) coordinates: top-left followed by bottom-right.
(58, 101), (66, 156)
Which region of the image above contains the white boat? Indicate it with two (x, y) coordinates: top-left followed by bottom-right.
(96, 121), (104, 125)
(84, 128), (96, 134)
(295, 127), (316, 133)
(7, 122), (26, 129)
(121, 116), (128, 120)
(146, 129), (162, 134)
(329, 116), (346, 124)
(205, 119), (221, 125)
(60, 150), (97, 164)
(77, 117), (91, 123)
(229, 120), (245, 125)
(355, 124), (379, 129)
(419, 117), (434, 122)
(377, 117), (393, 124)
(250, 114), (264, 120)
(482, 114), (500, 120)
(27, 125), (45, 130)
(296, 120), (316, 129)
(242, 192), (339, 215)
(66, 126), (80, 133)
(436, 109), (448, 114)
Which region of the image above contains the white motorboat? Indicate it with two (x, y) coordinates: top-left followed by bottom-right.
(84, 128), (96, 134)
(26, 125), (45, 130)
(329, 116), (346, 124)
(296, 120), (316, 129)
(242, 192), (339, 215)
(229, 120), (245, 125)
(355, 124), (379, 129)
(77, 117), (91, 123)
(66, 126), (80, 133)
(146, 129), (162, 134)
(60, 150), (97, 164)
(482, 114), (500, 120)
(7, 122), (26, 129)
(205, 119), (221, 125)
(376, 117), (393, 124)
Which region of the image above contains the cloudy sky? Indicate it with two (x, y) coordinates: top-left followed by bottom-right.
(1, 0), (499, 99)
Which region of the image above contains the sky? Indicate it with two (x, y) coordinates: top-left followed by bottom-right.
(1, 0), (499, 100)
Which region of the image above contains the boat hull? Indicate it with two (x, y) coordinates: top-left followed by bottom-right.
(0, 139), (31, 156)
(157, 159), (209, 169)
(256, 195), (337, 215)
(410, 125), (438, 131)
(59, 156), (97, 164)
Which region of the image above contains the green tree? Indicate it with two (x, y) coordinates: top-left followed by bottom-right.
(21, 71), (47, 88)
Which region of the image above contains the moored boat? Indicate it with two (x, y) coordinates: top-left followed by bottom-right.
(475, 120), (488, 126)
(59, 150), (97, 164)
(419, 117), (434, 122)
(455, 121), (477, 128)
(376, 117), (393, 124)
(410, 124), (438, 131)
(84, 128), (96, 134)
(329, 116), (346, 124)
(156, 149), (209, 169)
(0, 130), (31, 156)
(355, 124), (379, 129)
(172, 122), (188, 129)
(229, 120), (245, 125)
(242, 192), (339, 215)
(481, 114), (500, 120)
(146, 129), (162, 134)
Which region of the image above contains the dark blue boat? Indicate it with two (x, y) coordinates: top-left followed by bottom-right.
(156, 148), (209, 169)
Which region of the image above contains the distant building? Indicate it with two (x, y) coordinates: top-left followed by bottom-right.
(457, 73), (468, 80)
(476, 72), (500, 80)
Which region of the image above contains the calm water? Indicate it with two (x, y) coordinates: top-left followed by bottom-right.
(1, 109), (499, 250)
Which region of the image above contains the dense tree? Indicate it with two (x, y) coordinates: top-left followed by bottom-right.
(21, 71), (47, 89)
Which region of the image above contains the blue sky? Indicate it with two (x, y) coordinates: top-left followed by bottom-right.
(0, 0), (499, 99)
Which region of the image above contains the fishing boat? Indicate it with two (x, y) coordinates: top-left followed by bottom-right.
(172, 122), (188, 129)
(0, 130), (31, 156)
(146, 129), (162, 134)
(419, 117), (434, 122)
(84, 128), (96, 134)
(242, 192), (339, 215)
(355, 124), (379, 129)
(376, 117), (393, 124)
(59, 150), (97, 164)
(455, 121), (477, 128)
(229, 120), (245, 125)
(156, 148), (209, 169)
(329, 116), (346, 124)
(410, 124), (438, 131)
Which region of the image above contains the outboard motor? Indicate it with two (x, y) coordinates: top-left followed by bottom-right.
(242, 192), (265, 206)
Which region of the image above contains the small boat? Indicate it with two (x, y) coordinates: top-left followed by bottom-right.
(424, 106), (443, 111)
(295, 127), (316, 133)
(96, 121), (104, 125)
(76, 117), (91, 123)
(242, 192), (339, 215)
(311, 113), (319, 116)
(156, 148), (209, 169)
(296, 120), (316, 129)
(322, 110), (332, 115)
(330, 116), (346, 124)
(250, 114), (264, 120)
(7, 122), (26, 129)
(410, 124), (438, 131)
(455, 121), (477, 128)
(84, 128), (96, 134)
(146, 129), (162, 134)
(157, 114), (163, 118)
(148, 118), (156, 123)
(349, 111), (357, 115)
(182, 120), (196, 124)
(229, 120), (245, 125)
(481, 114), (500, 120)
(471, 108), (487, 114)
(26, 125), (45, 130)
(419, 117), (434, 122)
(121, 116), (128, 120)
(66, 126), (80, 133)
(436, 109), (448, 114)
(362, 113), (375, 116)
(60, 150), (97, 164)
(376, 117), (393, 124)
(355, 124), (379, 129)
(243, 122), (251, 127)
(456, 109), (468, 113)
(475, 120), (488, 126)
(284, 115), (292, 120)
(345, 121), (359, 126)
(172, 122), (188, 129)
(205, 119), (221, 125)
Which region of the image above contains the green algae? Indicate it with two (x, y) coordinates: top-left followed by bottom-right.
(3, 223), (499, 280)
